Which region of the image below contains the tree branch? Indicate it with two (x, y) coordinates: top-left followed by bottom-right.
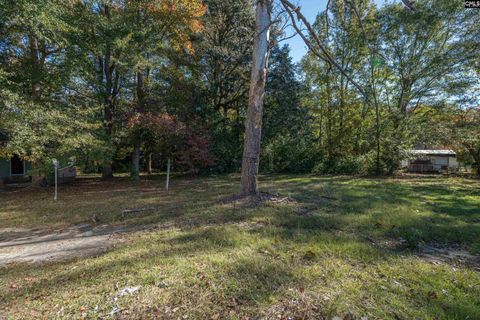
(278, 0), (369, 100)
(401, 0), (416, 11)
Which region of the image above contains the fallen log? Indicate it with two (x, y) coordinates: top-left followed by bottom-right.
(121, 207), (155, 216)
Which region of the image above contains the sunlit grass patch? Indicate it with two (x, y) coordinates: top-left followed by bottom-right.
(0, 174), (479, 319)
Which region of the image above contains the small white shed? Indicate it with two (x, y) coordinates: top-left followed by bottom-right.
(401, 150), (458, 173)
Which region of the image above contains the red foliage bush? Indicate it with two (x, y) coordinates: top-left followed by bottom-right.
(127, 112), (216, 174)
(176, 131), (217, 175)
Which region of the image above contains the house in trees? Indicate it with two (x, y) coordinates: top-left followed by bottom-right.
(401, 150), (459, 173)
(0, 132), (32, 184)
(0, 154), (78, 186)
(0, 155), (32, 184)
(0, 132), (76, 186)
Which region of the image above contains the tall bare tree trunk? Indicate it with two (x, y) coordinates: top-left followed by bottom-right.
(240, 0), (271, 196)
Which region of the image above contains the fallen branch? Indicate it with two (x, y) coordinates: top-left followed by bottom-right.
(320, 195), (338, 201)
(121, 207), (155, 215)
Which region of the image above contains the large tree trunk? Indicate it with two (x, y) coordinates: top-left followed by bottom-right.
(240, 0), (271, 196)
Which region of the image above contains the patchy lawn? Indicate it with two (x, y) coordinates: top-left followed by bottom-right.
(0, 174), (479, 319)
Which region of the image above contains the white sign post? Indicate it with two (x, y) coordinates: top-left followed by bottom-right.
(166, 158), (171, 191)
(52, 158), (74, 201)
(52, 159), (59, 201)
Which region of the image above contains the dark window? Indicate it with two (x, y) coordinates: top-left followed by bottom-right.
(11, 154), (24, 175)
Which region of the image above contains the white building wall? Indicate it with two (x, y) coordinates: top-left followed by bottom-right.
(402, 155), (458, 171)
(449, 157), (459, 169)
(430, 156), (458, 170)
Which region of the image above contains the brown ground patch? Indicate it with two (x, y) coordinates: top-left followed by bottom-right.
(218, 192), (297, 208)
(0, 224), (142, 266)
(419, 243), (480, 271)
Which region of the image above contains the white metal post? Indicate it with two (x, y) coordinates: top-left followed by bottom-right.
(54, 166), (58, 201)
(166, 158), (171, 191)
(52, 158), (74, 201)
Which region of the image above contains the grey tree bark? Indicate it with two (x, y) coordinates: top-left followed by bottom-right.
(240, 0), (271, 196)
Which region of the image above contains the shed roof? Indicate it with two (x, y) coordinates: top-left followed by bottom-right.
(408, 149), (456, 156)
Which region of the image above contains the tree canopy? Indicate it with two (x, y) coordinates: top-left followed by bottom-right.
(1, 0), (478, 182)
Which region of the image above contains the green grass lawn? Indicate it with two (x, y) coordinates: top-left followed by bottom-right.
(1, 174), (479, 319)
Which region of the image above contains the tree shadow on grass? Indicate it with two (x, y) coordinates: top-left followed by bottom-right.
(0, 243), (298, 320)
(1, 219), (479, 319)
(2, 175), (480, 318)
(0, 227), (238, 303)
(0, 174), (241, 230)
(378, 184), (480, 251)
(273, 178), (479, 251)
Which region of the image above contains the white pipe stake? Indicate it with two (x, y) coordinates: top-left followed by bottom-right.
(54, 167), (58, 201)
(166, 158), (171, 191)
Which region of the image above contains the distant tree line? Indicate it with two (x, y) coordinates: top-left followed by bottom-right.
(299, 0), (479, 175)
(0, 0), (479, 181)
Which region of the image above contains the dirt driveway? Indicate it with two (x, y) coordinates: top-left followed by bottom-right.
(0, 224), (140, 266)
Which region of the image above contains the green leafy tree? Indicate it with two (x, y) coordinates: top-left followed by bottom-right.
(70, 0), (206, 179)
(261, 44), (314, 173)
(123, 0), (207, 179)
(197, 0), (254, 172)
(0, 0), (108, 180)
(377, 0), (478, 172)
(448, 107), (480, 176)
